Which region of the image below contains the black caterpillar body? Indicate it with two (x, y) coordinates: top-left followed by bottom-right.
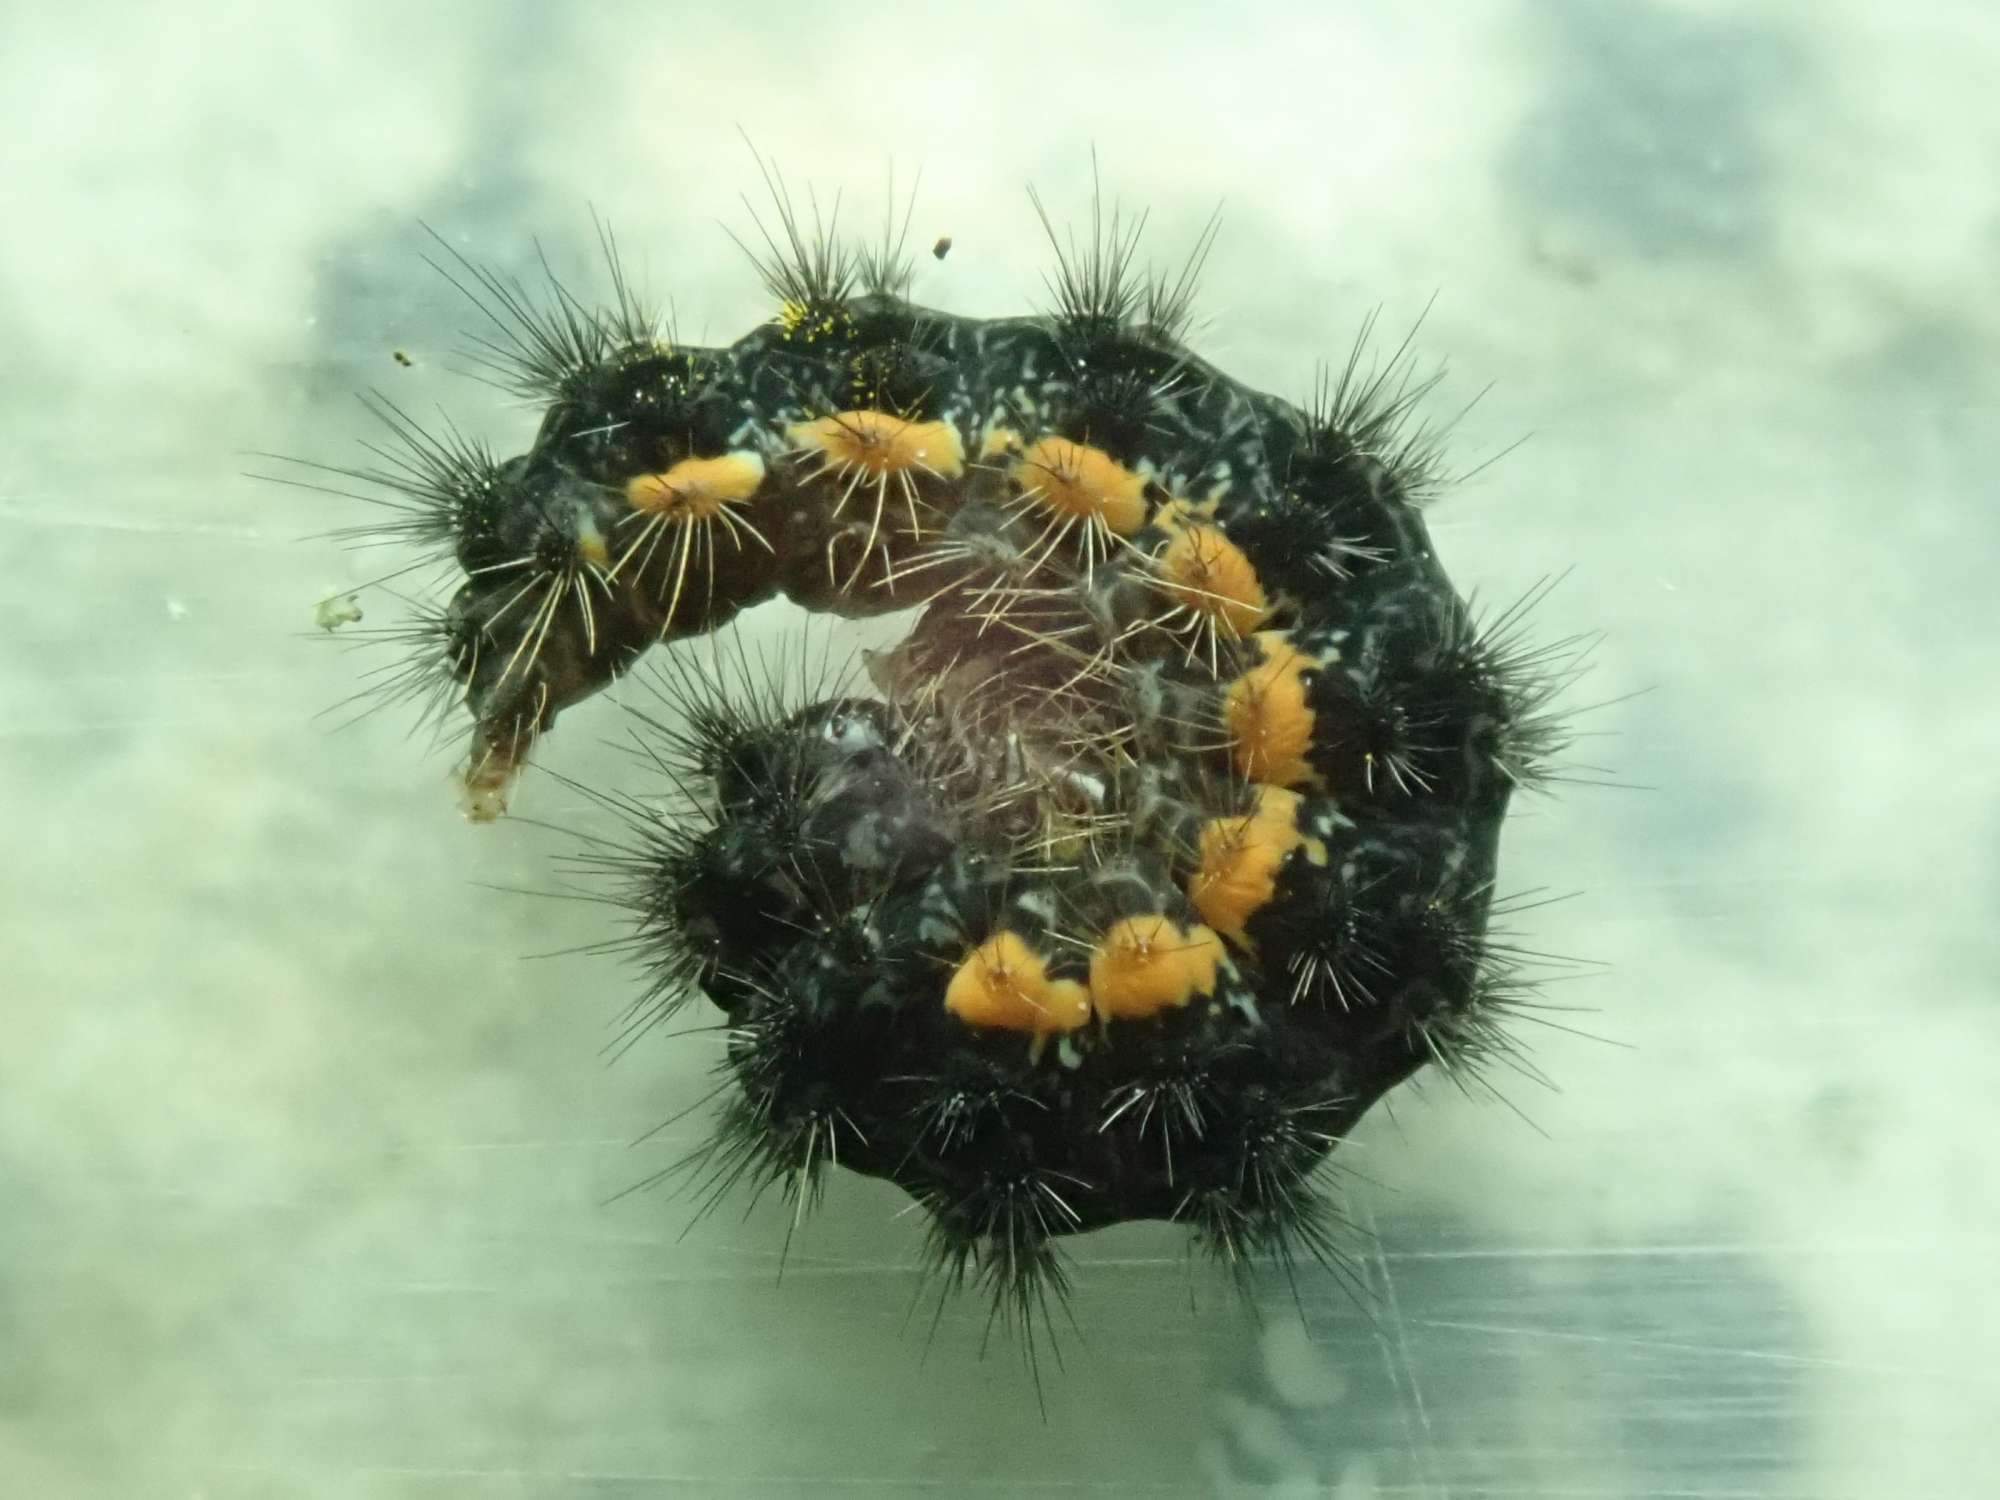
(317, 174), (1581, 1343)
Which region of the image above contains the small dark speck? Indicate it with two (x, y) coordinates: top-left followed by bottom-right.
(393, 349), (414, 367)
(932, 236), (952, 261)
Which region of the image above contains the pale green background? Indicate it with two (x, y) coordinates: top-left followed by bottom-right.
(3, 0), (1996, 1494)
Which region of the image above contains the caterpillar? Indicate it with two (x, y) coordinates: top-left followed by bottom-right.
(300, 156), (1590, 1365)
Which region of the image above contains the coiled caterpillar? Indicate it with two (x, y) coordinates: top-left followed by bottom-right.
(300, 158), (1590, 1364)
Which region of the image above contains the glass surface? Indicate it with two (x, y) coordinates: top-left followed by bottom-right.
(5, 2), (1995, 1493)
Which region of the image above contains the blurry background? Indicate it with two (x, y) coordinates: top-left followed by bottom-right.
(3, 0), (1996, 1494)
